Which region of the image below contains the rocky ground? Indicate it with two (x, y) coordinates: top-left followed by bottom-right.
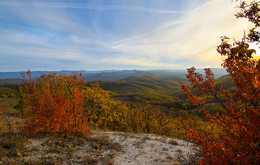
(1, 130), (201, 165)
(0, 98), (201, 164)
(96, 131), (201, 165)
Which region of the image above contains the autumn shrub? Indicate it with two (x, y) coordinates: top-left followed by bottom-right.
(84, 82), (128, 131)
(20, 70), (89, 136)
(84, 82), (186, 137)
(0, 99), (13, 133)
(182, 65), (259, 164)
(127, 104), (186, 137)
(181, 1), (260, 164)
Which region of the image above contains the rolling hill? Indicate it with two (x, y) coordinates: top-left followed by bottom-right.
(0, 68), (227, 84)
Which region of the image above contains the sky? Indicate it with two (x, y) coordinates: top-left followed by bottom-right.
(0, 0), (258, 71)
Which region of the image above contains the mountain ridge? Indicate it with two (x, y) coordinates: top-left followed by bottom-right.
(0, 68), (227, 82)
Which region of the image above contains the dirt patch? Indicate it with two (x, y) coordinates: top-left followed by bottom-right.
(0, 130), (200, 164)
(94, 131), (201, 165)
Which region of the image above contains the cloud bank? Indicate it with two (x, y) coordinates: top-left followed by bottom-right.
(0, 0), (256, 71)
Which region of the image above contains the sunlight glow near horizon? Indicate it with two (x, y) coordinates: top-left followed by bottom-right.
(0, 0), (257, 71)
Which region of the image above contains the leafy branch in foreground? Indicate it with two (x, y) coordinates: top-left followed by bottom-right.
(181, 0), (260, 164)
(20, 70), (90, 136)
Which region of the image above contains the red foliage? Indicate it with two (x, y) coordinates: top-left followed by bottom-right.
(182, 65), (260, 164)
(20, 70), (89, 136)
(181, 1), (260, 164)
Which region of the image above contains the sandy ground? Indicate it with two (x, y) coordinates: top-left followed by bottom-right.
(1, 130), (200, 164)
(0, 99), (200, 164)
(89, 131), (200, 165)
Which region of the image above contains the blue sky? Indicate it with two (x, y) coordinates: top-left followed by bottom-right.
(0, 0), (257, 71)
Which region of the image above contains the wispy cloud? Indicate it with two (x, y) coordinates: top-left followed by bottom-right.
(111, 0), (254, 68)
(0, 0), (256, 71)
(0, 1), (189, 14)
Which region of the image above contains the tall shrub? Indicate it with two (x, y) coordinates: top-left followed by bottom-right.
(20, 70), (89, 136)
(181, 0), (259, 164)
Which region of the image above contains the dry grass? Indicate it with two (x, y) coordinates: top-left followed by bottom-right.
(0, 98), (122, 164)
(0, 96), (201, 165)
(176, 146), (202, 165)
(0, 132), (122, 164)
(168, 140), (179, 146)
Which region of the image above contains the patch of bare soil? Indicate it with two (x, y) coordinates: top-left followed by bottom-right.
(0, 130), (201, 165)
(0, 100), (201, 164)
(95, 131), (201, 165)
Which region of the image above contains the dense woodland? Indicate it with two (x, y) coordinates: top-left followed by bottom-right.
(0, 0), (259, 164)
(1, 73), (231, 136)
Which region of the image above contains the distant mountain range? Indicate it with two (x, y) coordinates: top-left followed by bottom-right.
(0, 68), (227, 83)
